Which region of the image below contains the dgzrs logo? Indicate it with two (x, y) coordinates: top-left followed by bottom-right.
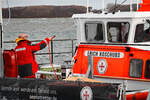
(80, 86), (93, 100)
(97, 59), (107, 74)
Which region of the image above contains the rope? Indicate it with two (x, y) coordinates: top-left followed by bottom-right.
(47, 40), (58, 80)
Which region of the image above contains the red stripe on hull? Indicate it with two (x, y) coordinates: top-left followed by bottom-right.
(126, 91), (149, 100)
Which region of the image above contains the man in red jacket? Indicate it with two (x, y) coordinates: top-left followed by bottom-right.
(15, 33), (55, 78)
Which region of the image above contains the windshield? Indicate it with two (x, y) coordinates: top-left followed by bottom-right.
(85, 23), (104, 42)
(134, 22), (150, 43)
(107, 22), (130, 43)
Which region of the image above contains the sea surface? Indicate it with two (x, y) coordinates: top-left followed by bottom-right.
(3, 18), (77, 64)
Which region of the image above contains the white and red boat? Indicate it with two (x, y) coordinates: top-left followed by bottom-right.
(1, 0), (150, 99)
(71, 0), (150, 99)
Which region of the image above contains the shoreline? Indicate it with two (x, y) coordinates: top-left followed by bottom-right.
(2, 5), (86, 18)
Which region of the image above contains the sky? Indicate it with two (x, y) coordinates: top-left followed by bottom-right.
(2, 0), (142, 9)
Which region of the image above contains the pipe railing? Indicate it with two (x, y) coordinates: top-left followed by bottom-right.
(3, 38), (77, 64)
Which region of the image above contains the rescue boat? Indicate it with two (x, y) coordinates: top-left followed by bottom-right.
(1, 0), (150, 99)
(71, 0), (150, 99)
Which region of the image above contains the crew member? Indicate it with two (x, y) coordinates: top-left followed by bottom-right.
(15, 33), (55, 78)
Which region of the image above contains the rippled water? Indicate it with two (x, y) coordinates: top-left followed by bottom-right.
(3, 18), (77, 64)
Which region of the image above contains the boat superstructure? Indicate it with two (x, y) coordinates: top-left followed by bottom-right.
(71, 0), (150, 99)
(0, 0), (150, 99)
(73, 11), (150, 45)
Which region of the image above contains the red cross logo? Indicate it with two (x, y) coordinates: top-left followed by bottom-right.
(99, 62), (104, 71)
(80, 86), (93, 100)
(97, 59), (107, 74)
(83, 91), (89, 100)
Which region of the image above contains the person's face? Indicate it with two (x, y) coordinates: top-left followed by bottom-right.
(18, 33), (28, 40)
(23, 35), (28, 40)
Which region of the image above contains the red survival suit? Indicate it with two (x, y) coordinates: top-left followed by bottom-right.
(15, 38), (50, 78)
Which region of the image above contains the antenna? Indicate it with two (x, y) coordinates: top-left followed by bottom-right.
(102, 0), (104, 12)
(114, 0), (118, 13)
(136, 0), (139, 11)
(130, 0), (133, 12)
(86, 0), (89, 13)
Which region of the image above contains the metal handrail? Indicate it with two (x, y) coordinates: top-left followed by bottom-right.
(3, 39), (77, 43)
(3, 38), (77, 64)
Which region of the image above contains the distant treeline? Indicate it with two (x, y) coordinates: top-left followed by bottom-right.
(2, 4), (139, 18)
(2, 5), (87, 18)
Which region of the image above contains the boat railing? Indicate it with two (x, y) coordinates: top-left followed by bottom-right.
(3, 38), (77, 65)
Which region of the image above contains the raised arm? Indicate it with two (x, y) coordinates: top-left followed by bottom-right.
(30, 36), (55, 52)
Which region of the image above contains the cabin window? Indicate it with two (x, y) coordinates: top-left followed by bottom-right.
(134, 22), (150, 42)
(85, 23), (104, 42)
(107, 22), (129, 43)
(145, 60), (150, 79)
(129, 59), (143, 78)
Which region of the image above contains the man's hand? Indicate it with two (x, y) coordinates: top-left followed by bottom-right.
(48, 35), (55, 40)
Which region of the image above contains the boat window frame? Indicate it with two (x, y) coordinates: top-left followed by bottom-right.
(144, 60), (150, 79)
(134, 22), (150, 43)
(129, 59), (143, 78)
(106, 21), (130, 43)
(84, 21), (105, 43)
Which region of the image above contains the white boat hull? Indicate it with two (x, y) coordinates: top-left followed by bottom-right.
(94, 77), (150, 91)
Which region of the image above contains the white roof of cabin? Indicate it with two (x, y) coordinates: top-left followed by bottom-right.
(72, 12), (150, 19)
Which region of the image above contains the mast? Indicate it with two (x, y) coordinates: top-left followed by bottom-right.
(130, 0), (133, 12)
(0, 0), (3, 78)
(102, 0), (104, 12)
(86, 0), (89, 13)
(136, 0), (139, 11)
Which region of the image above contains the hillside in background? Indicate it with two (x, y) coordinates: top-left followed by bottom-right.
(2, 5), (87, 18)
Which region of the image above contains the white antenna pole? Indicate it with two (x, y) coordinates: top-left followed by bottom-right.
(130, 0), (133, 12)
(136, 0), (139, 11)
(86, 0), (89, 13)
(102, 0), (104, 12)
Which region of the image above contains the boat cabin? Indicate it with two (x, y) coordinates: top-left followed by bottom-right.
(73, 12), (150, 45)
(72, 11), (150, 90)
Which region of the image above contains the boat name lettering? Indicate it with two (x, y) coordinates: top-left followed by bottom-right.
(84, 51), (124, 58)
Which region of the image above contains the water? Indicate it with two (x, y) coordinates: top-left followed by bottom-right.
(3, 18), (77, 64)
